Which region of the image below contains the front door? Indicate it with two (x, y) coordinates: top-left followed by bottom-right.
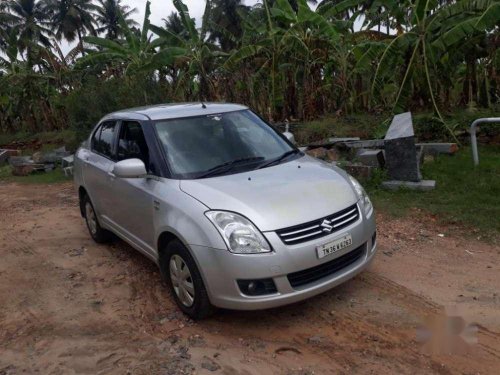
(107, 120), (158, 258)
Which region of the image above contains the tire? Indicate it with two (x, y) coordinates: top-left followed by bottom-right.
(160, 240), (214, 319)
(82, 194), (112, 244)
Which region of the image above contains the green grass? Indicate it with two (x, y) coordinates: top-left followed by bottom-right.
(366, 146), (500, 239)
(0, 165), (69, 184)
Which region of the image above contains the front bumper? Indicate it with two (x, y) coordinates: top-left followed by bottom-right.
(190, 206), (376, 310)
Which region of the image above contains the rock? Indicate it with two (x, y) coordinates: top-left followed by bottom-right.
(11, 163), (44, 176)
(306, 147), (327, 159)
(307, 335), (322, 344)
(325, 148), (339, 161)
(176, 345), (190, 360)
(357, 149), (385, 168)
(381, 180), (436, 191)
(342, 163), (375, 180)
(32, 151), (43, 163)
(188, 334), (205, 347)
(384, 112), (421, 182)
(201, 356), (220, 372)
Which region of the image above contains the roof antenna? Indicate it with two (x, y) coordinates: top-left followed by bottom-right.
(201, 101), (207, 109)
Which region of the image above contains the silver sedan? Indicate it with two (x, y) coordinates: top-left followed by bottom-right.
(74, 103), (377, 319)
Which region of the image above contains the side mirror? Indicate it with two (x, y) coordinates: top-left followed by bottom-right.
(113, 158), (147, 178)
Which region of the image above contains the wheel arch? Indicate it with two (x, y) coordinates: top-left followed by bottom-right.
(157, 229), (193, 263)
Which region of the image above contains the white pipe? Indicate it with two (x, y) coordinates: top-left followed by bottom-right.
(470, 118), (499, 166)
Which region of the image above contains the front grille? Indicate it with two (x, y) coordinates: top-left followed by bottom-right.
(287, 244), (365, 288)
(276, 204), (360, 245)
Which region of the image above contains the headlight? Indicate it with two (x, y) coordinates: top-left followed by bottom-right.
(348, 175), (373, 215)
(205, 211), (272, 254)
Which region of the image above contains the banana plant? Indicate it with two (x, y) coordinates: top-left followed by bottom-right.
(149, 0), (222, 101)
(224, 0), (338, 119)
(79, 1), (184, 76)
(371, 0), (499, 140)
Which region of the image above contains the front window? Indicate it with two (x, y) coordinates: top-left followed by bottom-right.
(154, 110), (298, 179)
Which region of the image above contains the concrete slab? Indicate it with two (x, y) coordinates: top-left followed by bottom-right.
(307, 137), (360, 147)
(382, 180), (436, 191)
(417, 143), (459, 155)
(0, 150), (8, 165)
(342, 139), (385, 149)
(0, 149), (20, 165)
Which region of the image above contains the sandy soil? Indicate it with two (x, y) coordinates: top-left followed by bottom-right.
(0, 182), (499, 375)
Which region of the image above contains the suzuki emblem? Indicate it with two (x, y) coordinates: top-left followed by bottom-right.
(321, 219), (333, 233)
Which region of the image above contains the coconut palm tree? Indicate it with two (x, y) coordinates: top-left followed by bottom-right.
(81, 1), (184, 76)
(43, 0), (96, 45)
(94, 0), (138, 40)
(8, 0), (52, 63)
(208, 0), (249, 51)
(163, 12), (187, 37)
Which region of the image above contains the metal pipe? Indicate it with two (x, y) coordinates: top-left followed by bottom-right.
(470, 118), (500, 166)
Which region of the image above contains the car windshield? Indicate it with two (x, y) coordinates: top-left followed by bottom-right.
(154, 110), (297, 179)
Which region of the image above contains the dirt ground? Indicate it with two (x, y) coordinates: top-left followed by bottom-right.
(0, 182), (499, 375)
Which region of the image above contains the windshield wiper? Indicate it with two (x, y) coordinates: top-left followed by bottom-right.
(197, 156), (265, 178)
(256, 149), (301, 170)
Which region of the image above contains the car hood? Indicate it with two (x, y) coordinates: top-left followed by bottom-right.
(179, 155), (358, 232)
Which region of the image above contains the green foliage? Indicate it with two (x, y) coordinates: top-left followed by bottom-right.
(0, 0), (499, 137)
(63, 76), (166, 139)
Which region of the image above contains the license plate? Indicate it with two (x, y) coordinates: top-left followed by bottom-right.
(316, 234), (353, 259)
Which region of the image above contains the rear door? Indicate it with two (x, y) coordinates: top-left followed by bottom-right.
(107, 120), (158, 257)
(84, 121), (118, 224)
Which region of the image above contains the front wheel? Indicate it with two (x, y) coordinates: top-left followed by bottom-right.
(160, 240), (214, 319)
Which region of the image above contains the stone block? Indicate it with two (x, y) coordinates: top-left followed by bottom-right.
(384, 112), (421, 182)
(382, 180), (436, 191)
(9, 156), (32, 166)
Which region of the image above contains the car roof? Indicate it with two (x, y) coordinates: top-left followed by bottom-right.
(102, 102), (249, 121)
